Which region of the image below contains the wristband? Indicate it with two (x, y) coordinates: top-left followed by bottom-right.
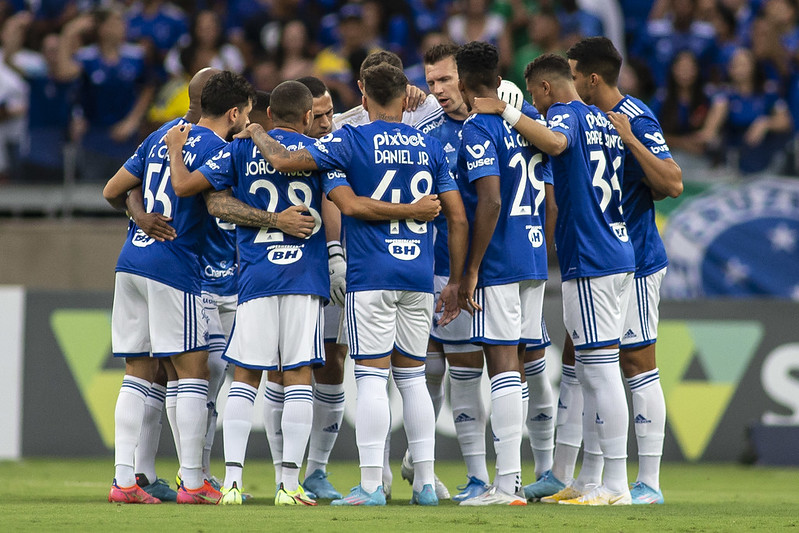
(501, 104), (522, 127)
(327, 241), (345, 259)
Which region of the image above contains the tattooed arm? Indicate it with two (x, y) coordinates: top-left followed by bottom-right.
(203, 189), (316, 239)
(241, 123), (320, 173)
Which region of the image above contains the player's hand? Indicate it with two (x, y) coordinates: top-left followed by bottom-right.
(275, 204), (316, 238)
(406, 85), (427, 111)
(457, 270), (481, 315)
(607, 111), (634, 143)
(132, 212), (176, 242)
(470, 97), (505, 116)
(235, 122), (264, 140)
(165, 123), (191, 150)
(410, 194), (441, 221)
(328, 242), (347, 307)
(436, 281), (461, 327)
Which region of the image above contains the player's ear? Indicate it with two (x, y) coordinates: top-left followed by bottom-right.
(543, 80), (551, 95)
(357, 79), (365, 95)
(303, 109), (312, 127)
(267, 106), (273, 120)
(362, 94), (369, 112)
(401, 95), (408, 112)
(495, 75), (502, 89)
(228, 106), (238, 123)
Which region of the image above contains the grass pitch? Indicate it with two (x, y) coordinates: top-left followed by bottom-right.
(1, 459), (797, 532)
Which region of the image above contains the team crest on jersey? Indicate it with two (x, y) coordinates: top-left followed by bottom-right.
(386, 238), (421, 261)
(131, 228), (155, 248)
(610, 222), (629, 242)
(267, 244), (304, 264)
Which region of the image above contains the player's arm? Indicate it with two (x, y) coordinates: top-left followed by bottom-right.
(326, 186), (441, 221)
(470, 97), (568, 155)
(607, 112), (683, 199)
(322, 198), (346, 306)
(437, 189), (469, 326)
(458, 175), (501, 314)
(239, 123), (319, 173)
(103, 167), (142, 211)
(125, 187), (176, 242)
(203, 188), (315, 239)
(544, 183), (557, 257)
(164, 123), (214, 196)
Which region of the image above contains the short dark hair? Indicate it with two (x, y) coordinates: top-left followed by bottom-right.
(201, 71), (256, 117)
(524, 53), (572, 84)
(269, 80), (313, 123)
(359, 50), (403, 81)
(253, 90), (271, 114)
(566, 37), (623, 86)
(455, 41), (498, 90)
(362, 63), (408, 107)
(296, 76), (329, 98)
(424, 43), (459, 66)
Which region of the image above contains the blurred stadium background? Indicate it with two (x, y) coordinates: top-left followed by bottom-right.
(1, 0), (798, 468)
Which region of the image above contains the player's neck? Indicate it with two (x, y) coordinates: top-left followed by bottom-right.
(556, 86), (582, 106)
(273, 123), (304, 134)
(196, 117), (230, 140)
(367, 105), (403, 123)
(594, 87), (625, 114)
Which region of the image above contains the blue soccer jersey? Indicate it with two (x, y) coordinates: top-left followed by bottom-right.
(614, 95), (672, 277)
(116, 124), (227, 294)
(458, 106), (550, 288)
(198, 130), (329, 304)
(546, 101), (635, 280)
(201, 215), (238, 296)
(416, 108), (464, 277)
(305, 121), (458, 294)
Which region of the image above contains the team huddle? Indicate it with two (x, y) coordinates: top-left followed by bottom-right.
(102, 35), (683, 508)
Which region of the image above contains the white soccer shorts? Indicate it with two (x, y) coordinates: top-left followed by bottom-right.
(470, 279), (546, 345)
(224, 294), (324, 371)
(323, 302), (347, 345)
(524, 317), (552, 351)
(112, 272), (208, 358)
(203, 291), (237, 341)
(430, 275), (481, 354)
(344, 289), (434, 361)
(562, 272), (634, 350)
(621, 267), (666, 348)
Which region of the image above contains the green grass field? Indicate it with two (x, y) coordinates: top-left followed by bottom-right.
(1, 459), (797, 532)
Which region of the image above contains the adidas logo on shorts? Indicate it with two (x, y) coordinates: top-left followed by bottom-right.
(623, 329), (636, 340)
(595, 413), (604, 425)
(572, 330), (580, 339)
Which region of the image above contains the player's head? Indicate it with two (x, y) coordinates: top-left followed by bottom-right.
(455, 41), (500, 110)
(361, 63), (408, 109)
(297, 76), (334, 138)
(566, 36), (623, 104)
(359, 50), (403, 81)
(524, 53), (573, 115)
(424, 42), (465, 117)
(249, 90), (272, 130)
(201, 71), (256, 140)
(186, 67), (221, 123)
(268, 80), (313, 131)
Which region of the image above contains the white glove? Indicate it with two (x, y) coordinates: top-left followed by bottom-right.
(498, 79), (525, 111)
(328, 241), (346, 307)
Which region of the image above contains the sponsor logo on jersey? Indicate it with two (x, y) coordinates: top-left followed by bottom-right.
(526, 225), (544, 248)
(386, 238), (421, 261)
(547, 113), (570, 130)
(372, 130), (427, 150)
(267, 244), (304, 264)
(465, 140), (491, 159)
(644, 132), (671, 154)
(131, 228), (155, 248)
(420, 114), (446, 134)
(204, 263), (237, 279)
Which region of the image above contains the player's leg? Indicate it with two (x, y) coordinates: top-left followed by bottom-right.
(331, 290), (396, 506)
(201, 292), (231, 484)
(264, 371), (285, 487)
(620, 268), (667, 504)
(304, 303), (346, 499)
(559, 274), (633, 506)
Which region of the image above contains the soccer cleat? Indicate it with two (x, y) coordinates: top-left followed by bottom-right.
(220, 481), (243, 505)
(176, 480), (222, 504)
(410, 484), (438, 506)
(522, 470), (566, 501)
(458, 485), (527, 506)
(331, 485), (387, 506)
(303, 469), (342, 500)
(108, 479), (161, 504)
(400, 449), (449, 499)
(452, 476), (489, 503)
(540, 481), (590, 504)
(559, 485), (632, 506)
(383, 482), (392, 501)
(630, 481), (664, 504)
(275, 483), (318, 506)
(136, 474), (177, 502)
(206, 475), (223, 491)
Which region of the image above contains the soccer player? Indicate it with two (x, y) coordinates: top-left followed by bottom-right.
(472, 53), (636, 505)
(452, 41), (550, 506)
(243, 63), (469, 506)
(566, 37), (682, 504)
(102, 71), (255, 505)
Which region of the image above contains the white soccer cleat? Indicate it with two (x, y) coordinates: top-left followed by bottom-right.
(559, 484), (632, 506)
(459, 485), (527, 506)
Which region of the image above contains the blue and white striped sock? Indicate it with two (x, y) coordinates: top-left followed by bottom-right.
(489, 371), (522, 494)
(449, 366), (488, 483)
(114, 375), (150, 487)
(627, 368), (664, 491)
(306, 383), (345, 476)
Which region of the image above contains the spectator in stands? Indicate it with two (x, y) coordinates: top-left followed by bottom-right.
(277, 19), (316, 81)
(508, 9), (563, 90)
(446, 0), (512, 73)
(651, 50), (711, 157)
(557, 0), (604, 49)
(55, 9), (154, 183)
(126, 0), (187, 80)
(749, 14), (792, 85)
(709, 3), (742, 84)
(250, 56), (282, 92)
(227, 0), (308, 69)
(697, 47), (793, 174)
(164, 9), (245, 77)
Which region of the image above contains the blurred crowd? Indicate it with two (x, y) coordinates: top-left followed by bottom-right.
(1, 0), (798, 184)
